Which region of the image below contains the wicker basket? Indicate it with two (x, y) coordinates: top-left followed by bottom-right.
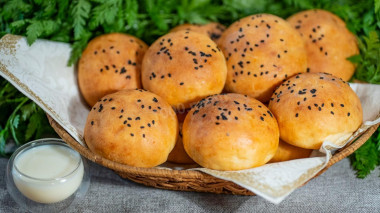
(47, 115), (379, 196)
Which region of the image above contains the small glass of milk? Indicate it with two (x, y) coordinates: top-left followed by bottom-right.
(5, 138), (90, 212)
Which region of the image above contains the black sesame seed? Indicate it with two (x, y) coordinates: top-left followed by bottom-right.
(98, 104), (103, 112)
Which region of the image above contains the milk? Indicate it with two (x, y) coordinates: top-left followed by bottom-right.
(12, 144), (84, 204)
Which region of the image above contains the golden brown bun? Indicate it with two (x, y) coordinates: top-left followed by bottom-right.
(142, 31), (227, 110)
(268, 72), (363, 149)
(269, 140), (312, 163)
(170, 22), (226, 42)
(78, 33), (148, 107)
(167, 112), (195, 164)
(84, 89), (178, 167)
(183, 93), (279, 171)
(218, 14), (307, 102)
(287, 9), (359, 81)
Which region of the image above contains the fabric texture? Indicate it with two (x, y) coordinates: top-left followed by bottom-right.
(1, 157), (379, 212)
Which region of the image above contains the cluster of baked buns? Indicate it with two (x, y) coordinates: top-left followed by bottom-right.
(80, 10), (363, 171)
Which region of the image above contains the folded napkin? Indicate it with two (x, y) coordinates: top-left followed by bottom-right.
(1, 34), (379, 204)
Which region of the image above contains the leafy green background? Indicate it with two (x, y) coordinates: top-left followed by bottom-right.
(0, 0), (379, 177)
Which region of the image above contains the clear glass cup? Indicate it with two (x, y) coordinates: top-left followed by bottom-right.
(5, 138), (90, 212)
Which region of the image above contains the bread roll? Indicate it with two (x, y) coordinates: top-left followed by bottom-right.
(218, 14), (307, 102)
(84, 89), (178, 167)
(170, 22), (226, 42)
(167, 112), (195, 164)
(142, 30), (227, 110)
(268, 72), (363, 149)
(287, 9), (359, 81)
(183, 93), (279, 171)
(269, 140), (312, 163)
(78, 33), (148, 106)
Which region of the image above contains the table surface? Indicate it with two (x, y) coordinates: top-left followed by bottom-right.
(1, 157), (379, 213)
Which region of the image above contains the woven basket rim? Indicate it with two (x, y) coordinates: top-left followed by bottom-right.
(47, 114), (379, 189)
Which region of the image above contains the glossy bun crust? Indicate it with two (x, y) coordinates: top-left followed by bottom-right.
(84, 89), (178, 167)
(287, 9), (359, 81)
(170, 22), (226, 42)
(218, 14), (307, 102)
(183, 93), (279, 171)
(268, 73), (362, 149)
(78, 33), (148, 106)
(142, 31), (227, 110)
(269, 140), (312, 163)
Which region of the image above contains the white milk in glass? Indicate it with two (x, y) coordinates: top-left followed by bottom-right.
(12, 144), (84, 203)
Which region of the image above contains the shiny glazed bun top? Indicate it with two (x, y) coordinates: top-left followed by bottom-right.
(78, 33), (148, 107)
(170, 22), (226, 42)
(183, 93), (279, 171)
(268, 72), (362, 149)
(218, 14), (307, 102)
(287, 9), (359, 81)
(84, 89), (178, 168)
(142, 30), (227, 110)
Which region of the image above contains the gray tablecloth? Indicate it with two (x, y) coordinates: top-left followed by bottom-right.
(1, 157), (379, 212)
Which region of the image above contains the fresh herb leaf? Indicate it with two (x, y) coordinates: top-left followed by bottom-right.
(350, 128), (380, 178)
(349, 31), (380, 84)
(71, 0), (91, 40)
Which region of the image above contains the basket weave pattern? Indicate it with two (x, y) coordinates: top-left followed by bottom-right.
(47, 115), (379, 195)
